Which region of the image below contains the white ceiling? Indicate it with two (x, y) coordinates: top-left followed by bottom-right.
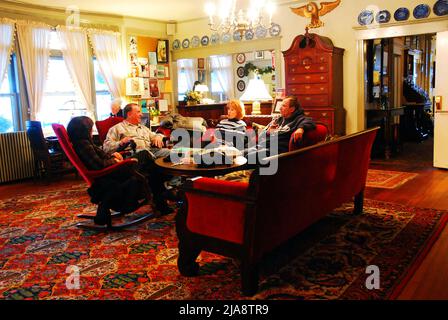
(10, 0), (289, 22)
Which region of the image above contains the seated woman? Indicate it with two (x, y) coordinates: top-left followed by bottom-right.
(214, 99), (247, 149)
(67, 116), (145, 225)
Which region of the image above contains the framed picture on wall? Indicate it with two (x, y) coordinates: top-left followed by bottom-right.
(157, 40), (169, 64)
(198, 69), (206, 83)
(255, 50), (264, 60)
(272, 98), (284, 114)
(198, 58), (205, 69)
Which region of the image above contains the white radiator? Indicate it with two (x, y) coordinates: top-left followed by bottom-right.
(0, 131), (35, 183)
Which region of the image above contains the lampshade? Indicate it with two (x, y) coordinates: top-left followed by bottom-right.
(240, 78), (272, 101)
(194, 84), (209, 92)
(164, 79), (173, 93)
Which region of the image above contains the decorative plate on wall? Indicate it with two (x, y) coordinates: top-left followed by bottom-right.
(236, 53), (246, 64)
(201, 35), (209, 46)
(245, 29), (254, 41)
(394, 7), (410, 21)
(255, 26), (267, 38)
(434, 0), (448, 16)
(191, 36), (200, 48)
(237, 80), (246, 92)
(233, 30), (242, 41)
(210, 33), (220, 45)
(376, 10), (391, 23)
(221, 33), (231, 43)
(269, 23), (281, 37)
(173, 39), (181, 50)
(358, 10), (374, 26)
(182, 38), (190, 49)
(237, 66), (245, 78)
(413, 4), (431, 19)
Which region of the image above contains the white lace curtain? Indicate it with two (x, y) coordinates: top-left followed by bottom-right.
(57, 26), (95, 120)
(177, 59), (196, 92)
(88, 30), (125, 100)
(210, 55), (234, 100)
(0, 19), (15, 88)
(16, 21), (52, 120)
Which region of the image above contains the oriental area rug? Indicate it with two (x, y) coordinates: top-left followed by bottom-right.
(0, 183), (446, 300)
(365, 169), (419, 189)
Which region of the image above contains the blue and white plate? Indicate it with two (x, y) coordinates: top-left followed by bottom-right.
(233, 30), (242, 41)
(244, 29), (254, 40)
(173, 39), (180, 50)
(413, 4), (431, 19)
(255, 26), (267, 38)
(221, 33), (231, 43)
(191, 36), (200, 48)
(201, 35), (209, 46)
(182, 38), (190, 49)
(210, 33), (220, 45)
(434, 0), (448, 16)
(269, 23), (281, 37)
(394, 7), (410, 21)
(376, 10), (391, 23)
(358, 10), (374, 26)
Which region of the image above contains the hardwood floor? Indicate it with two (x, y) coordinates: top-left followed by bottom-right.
(0, 137), (447, 299)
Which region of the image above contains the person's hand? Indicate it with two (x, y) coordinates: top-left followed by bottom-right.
(112, 152), (123, 161)
(152, 135), (164, 148)
(293, 128), (304, 143)
(119, 137), (132, 146)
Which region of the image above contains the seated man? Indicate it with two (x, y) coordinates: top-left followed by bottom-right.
(104, 103), (172, 214)
(246, 95), (316, 161)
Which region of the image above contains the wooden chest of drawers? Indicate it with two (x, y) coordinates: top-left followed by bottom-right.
(283, 32), (345, 135)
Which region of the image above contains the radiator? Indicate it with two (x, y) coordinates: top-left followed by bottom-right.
(0, 131), (35, 183)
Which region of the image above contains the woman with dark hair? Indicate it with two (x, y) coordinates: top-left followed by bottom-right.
(67, 116), (141, 225)
(67, 116), (123, 170)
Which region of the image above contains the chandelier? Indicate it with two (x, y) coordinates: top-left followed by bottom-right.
(204, 0), (276, 37)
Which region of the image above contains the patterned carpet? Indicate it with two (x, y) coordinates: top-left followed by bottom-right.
(0, 183), (446, 300)
(366, 169), (419, 189)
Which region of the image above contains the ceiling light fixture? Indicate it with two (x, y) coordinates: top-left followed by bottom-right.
(204, 0), (277, 37)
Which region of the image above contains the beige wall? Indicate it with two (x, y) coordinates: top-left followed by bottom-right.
(174, 0), (448, 134)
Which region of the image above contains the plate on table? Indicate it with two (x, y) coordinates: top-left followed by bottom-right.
(201, 35), (209, 46)
(244, 29), (254, 40)
(434, 0), (448, 16)
(255, 26), (267, 38)
(358, 10), (374, 26)
(210, 33), (220, 45)
(413, 4), (431, 19)
(269, 23), (281, 37)
(394, 7), (410, 21)
(173, 39), (181, 50)
(234, 156), (247, 166)
(376, 10), (391, 23)
(191, 36), (200, 48)
(182, 38), (190, 49)
(237, 66), (245, 78)
(221, 33), (231, 43)
(237, 80), (246, 92)
(233, 30), (242, 41)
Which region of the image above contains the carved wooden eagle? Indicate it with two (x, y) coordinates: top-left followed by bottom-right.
(290, 0), (341, 29)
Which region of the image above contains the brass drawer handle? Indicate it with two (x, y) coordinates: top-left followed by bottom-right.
(305, 97), (311, 101)
(319, 66), (324, 70)
(305, 65), (311, 70)
(306, 76), (311, 79)
(305, 85), (311, 89)
(320, 87), (325, 91)
(320, 76), (325, 80)
(305, 112), (310, 116)
(291, 88), (296, 92)
(322, 112), (327, 116)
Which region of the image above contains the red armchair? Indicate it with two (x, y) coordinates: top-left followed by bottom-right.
(176, 127), (378, 296)
(289, 122), (330, 151)
(95, 116), (124, 145)
(52, 123), (153, 231)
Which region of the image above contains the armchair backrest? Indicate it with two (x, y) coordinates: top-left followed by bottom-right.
(51, 123), (93, 185)
(95, 117), (124, 145)
(289, 122), (330, 151)
(26, 120), (50, 159)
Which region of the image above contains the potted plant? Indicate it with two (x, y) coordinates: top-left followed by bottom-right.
(149, 107), (160, 123)
(184, 90), (202, 106)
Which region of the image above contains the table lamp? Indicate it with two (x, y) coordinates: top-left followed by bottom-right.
(240, 75), (272, 115)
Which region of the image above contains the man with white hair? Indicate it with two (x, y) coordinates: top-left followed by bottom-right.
(110, 98), (123, 117)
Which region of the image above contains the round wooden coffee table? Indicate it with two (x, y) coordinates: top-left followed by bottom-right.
(155, 157), (247, 177)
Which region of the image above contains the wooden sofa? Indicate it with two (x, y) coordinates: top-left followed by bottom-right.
(176, 127), (379, 296)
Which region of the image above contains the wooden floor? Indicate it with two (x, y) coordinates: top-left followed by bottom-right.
(1, 137), (447, 299)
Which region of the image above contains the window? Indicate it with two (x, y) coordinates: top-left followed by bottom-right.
(209, 55), (231, 102)
(0, 56), (19, 133)
(94, 59), (112, 120)
(177, 59), (195, 101)
(210, 70), (226, 102)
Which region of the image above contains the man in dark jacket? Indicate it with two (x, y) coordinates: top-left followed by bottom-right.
(257, 95), (315, 154)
